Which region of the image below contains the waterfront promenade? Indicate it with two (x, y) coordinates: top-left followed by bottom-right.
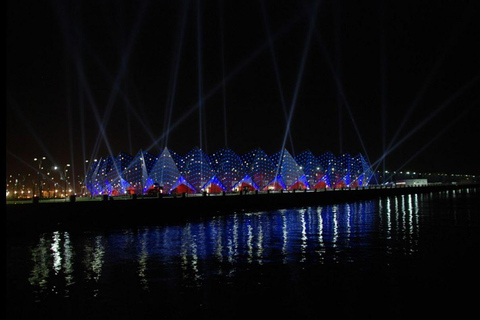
(6, 183), (478, 233)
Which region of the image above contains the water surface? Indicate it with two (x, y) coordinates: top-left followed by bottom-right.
(7, 188), (479, 319)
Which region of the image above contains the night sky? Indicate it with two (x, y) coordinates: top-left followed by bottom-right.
(7, 0), (480, 180)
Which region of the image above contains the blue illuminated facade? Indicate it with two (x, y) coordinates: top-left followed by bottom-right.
(123, 150), (157, 194)
(210, 148), (246, 192)
(85, 148), (373, 196)
(149, 148), (182, 193)
(241, 148), (275, 191)
(295, 150), (327, 189)
(180, 148), (216, 193)
(270, 149), (309, 190)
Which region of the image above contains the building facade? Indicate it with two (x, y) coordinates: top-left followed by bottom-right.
(85, 147), (373, 196)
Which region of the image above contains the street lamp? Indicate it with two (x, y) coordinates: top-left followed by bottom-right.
(33, 157), (46, 198)
(52, 166), (59, 200)
(64, 164), (70, 201)
(53, 164), (71, 200)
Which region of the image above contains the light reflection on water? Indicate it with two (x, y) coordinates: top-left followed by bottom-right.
(10, 188), (479, 318)
(24, 193), (433, 299)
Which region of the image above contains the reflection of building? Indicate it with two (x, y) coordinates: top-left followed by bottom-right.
(85, 147), (373, 196)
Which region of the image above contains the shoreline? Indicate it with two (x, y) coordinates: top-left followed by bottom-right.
(6, 183), (479, 233)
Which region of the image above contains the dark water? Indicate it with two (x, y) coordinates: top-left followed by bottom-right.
(7, 188), (480, 319)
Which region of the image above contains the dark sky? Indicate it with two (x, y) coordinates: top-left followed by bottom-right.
(7, 0), (480, 179)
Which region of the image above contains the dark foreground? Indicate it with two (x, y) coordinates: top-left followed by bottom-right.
(6, 185), (480, 319)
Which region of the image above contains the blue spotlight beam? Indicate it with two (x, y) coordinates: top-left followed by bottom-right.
(261, 0), (295, 155)
(74, 59), (116, 165)
(7, 97), (59, 168)
(197, 0), (204, 151)
(379, 0), (387, 182)
(277, 0), (320, 177)
(54, 0), (149, 165)
(385, 98), (478, 182)
(334, 0), (343, 155)
(386, 4), (475, 156)
(84, 52), (160, 150)
(90, 1), (149, 160)
(372, 75), (479, 170)
(219, 0), (228, 148)
(64, 68), (77, 193)
(146, 14), (303, 152)
(164, 0), (189, 149)
(313, 27), (372, 167)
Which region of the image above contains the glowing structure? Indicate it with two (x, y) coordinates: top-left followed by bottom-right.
(318, 152), (336, 188)
(295, 150), (328, 189)
(210, 148), (246, 192)
(241, 148), (275, 191)
(354, 153), (373, 187)
(122, 150), (157, 194)
(179, 147), (217, 193)
(270, 149), (309, 190)
(85, 158), (103, 196)
(148, 148), (183, 194)
(85, 148), (372, 196)
(105, 153), (132, 195)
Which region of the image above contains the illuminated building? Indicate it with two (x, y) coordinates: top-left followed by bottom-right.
(241, 148), (275, 191)
(270, 149), (309, 190)
(180, 147), (217, 193)
(122, 150), (157, 194)
(149, 148), (182, 194)
(295, 150), (328, 189)
(85, 148), (372, 196)
(210, 148), (246, 192)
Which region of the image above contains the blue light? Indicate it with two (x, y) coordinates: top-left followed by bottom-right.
(242, 148), (275, 191)
(210, 148), (245, 192)
(271, 149), (307, 189)
(85, 148), (372, 195)
(149, 148), (182, 193)
(181, 148), (215, 192)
